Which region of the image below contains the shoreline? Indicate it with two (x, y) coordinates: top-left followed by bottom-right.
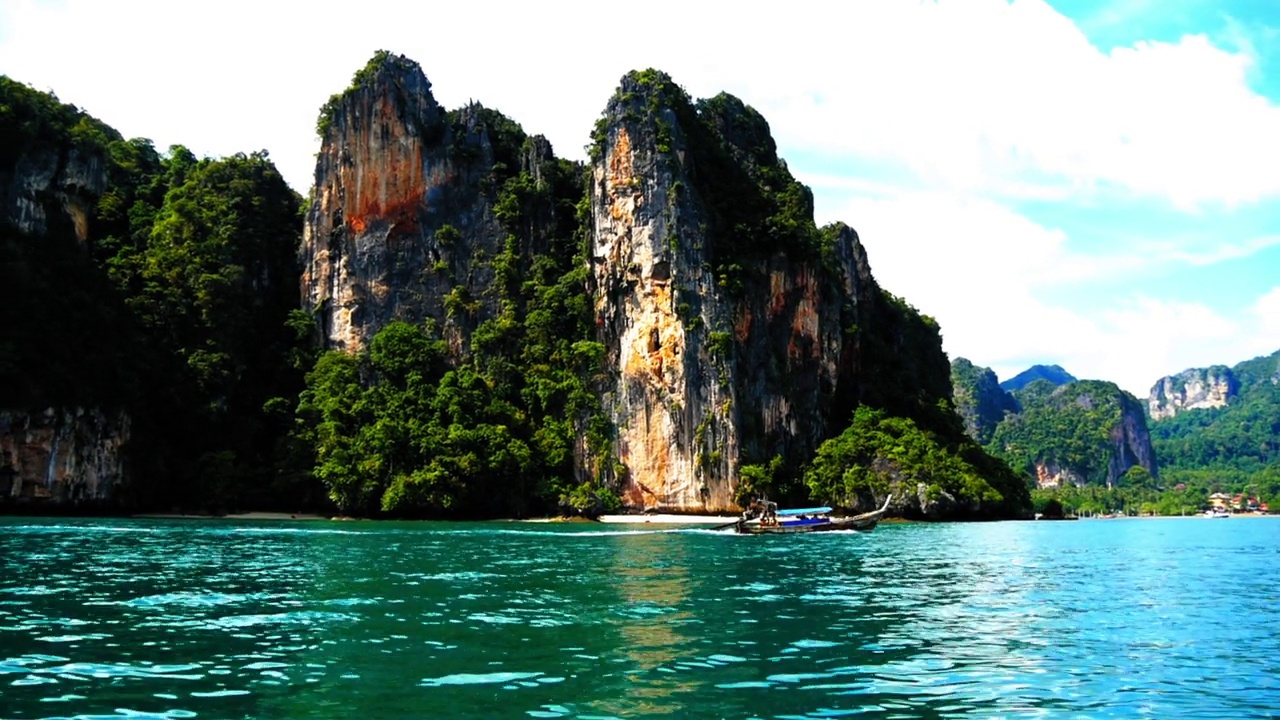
(518, 513), (736, 525)
(132, 512), (332, 521)
(130, 512), (739, 524)
(112, 510), (1278, 524)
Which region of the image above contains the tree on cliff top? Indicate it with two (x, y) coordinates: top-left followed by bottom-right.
(315, 50), (423, 137)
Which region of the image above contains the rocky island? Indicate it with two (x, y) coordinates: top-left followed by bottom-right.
(2, 54), (1032, 520)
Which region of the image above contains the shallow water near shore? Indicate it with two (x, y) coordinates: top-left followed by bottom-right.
(1, 516), (1277, 718)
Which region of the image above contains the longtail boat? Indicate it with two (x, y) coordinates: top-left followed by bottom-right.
(735, 495), (892, 535)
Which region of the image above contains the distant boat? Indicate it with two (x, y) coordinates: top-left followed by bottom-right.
(1204, 508), (1230, 518)
(735, 496), (891, 535)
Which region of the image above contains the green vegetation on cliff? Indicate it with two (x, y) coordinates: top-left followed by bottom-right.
(315, 50), (423, 137)
(587, 69), (1029, 518)
(805, 406), (1029, 519)
(4, 64), (1032, 520)
(293, 106), (615, 517)
(595, 69), (824, 283)
(988, 379), (1152, 486)
(953, 349), (1280, 515)
(1152, 384), (1280, 475)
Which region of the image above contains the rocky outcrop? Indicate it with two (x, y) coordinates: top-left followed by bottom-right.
(585, 72), (871, 512)
(300, 53), (560, 355)
(1148, 366), (1237, 420)
(1033, 461), (1086, 489)
(0, 409), (129, 505)
(1107, 391), (1158, 485)
(951, 358), (1019, 444)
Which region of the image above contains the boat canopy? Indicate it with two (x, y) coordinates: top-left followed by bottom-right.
(776, 507), (832, 517)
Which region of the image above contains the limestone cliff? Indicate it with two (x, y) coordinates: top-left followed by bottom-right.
(301, 53), (562, 355)
(0, 409), (129, 504)
(585, 72), (872, 512)
(297, 61), (1026, 518)
(1032, 461), (1085, 489)
(1148, 365), (1237, 420)
(0, 124), (107, 242)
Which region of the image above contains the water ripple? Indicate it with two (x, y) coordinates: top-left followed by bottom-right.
(1, 516), (1277, 718)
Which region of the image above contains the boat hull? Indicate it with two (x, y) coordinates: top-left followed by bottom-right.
(734, 496), (891, 535)
(735, 515), (881, 534)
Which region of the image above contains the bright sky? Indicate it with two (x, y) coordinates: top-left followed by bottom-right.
(2, 0), (1277, 397)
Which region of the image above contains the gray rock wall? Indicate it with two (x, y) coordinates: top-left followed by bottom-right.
(1148, 366), (1237, 420)
(0, 409), (129, 504)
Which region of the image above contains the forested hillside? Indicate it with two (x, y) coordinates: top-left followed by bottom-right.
(1148, 349), (1280, 504)
(955, 349), (1280, 516)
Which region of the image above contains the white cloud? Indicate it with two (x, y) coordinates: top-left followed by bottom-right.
(1254, 286), (1280, 339)
(825, 189), (1098, 383)
(2, 0), (1277, 208)
(1093, 297), (1244, 393)
(825, 188), (1278, 396)
(1, 0), (1276, 396)
(1136, 234), (1280, 266)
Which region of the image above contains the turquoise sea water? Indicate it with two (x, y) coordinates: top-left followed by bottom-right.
(0, 516), (1277, 719)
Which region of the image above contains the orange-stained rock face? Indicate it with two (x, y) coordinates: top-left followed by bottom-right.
(594, 118), (710, 510)
(342, 94), (427, 234)
(586, 75), (872, 514)
(299, 57), (509, 356)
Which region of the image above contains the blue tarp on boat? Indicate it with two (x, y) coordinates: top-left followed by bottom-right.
(776, 507), (832, 517)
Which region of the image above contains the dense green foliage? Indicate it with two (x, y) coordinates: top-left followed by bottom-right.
(988, 379), (1145, 485)
(812, 288), (1031, 517)
(858, 291), (960, 438)
(1, 77), (309, 511)
(1004, 350), (1280, 514)
(804, 406), (1029, 519)
(0, 76), (119, 166)
(1031, 463), (1280, 515)
(1150, 353), (1279, 476)
(114, 151), (308, 510)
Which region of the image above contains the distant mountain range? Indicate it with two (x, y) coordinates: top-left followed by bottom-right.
(953, 348), (1280, 491)
(998, 364), (1077, 392)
